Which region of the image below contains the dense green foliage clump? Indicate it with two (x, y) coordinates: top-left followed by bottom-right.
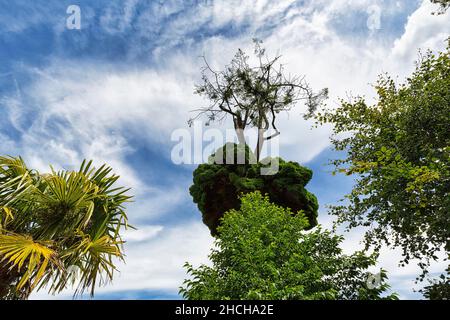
(315, 45), (450, 288)
(181, 192), (397, 300)
(189, 143), (318, 235)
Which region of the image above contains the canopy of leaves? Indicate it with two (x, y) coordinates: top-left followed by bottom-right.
(189, 143), (318, 236)
(0, 156), (131, 299)
(314, 44), (450, 283)
(180, 192), (397, 300)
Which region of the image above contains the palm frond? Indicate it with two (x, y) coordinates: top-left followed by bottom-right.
(0, 206), (14, 230)
(0, 157), (34, 208)
(0, 156), (29, 177)
(0, 158), (132, 298)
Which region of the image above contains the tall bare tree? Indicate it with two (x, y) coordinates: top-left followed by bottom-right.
(190, 39), (328, 161)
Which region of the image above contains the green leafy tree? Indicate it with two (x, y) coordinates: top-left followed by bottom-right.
(190, 39), (327, 161)
(190, 143), (318, 236)
(314, 45), (450, 290)
(0, 156), (131, 299)
(422, 267), (450, 300)
(180, 192), (397, 300)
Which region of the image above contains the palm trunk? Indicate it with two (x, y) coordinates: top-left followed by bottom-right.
(0, 263), (14, 299)
(0, 262), (23, 299)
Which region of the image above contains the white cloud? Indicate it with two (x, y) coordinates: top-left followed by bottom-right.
(122, 225), (164, 243)
(11, 0), (446, 168)
(128, 186), (188, 222)
(30, 221), (213, 299)
(3, 59), (205, 192)
(392, 1), (450, 68)
(0, 133), (16, 155)
(334, 224), (448, 299)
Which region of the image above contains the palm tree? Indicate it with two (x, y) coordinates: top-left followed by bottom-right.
(0, 156), (132, 299)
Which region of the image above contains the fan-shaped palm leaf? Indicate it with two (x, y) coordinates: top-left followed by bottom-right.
(0, 157), (132, 299)
(0, 233), (59, 291)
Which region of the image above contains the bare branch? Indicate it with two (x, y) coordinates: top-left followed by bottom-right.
(190, 39), (328, 159)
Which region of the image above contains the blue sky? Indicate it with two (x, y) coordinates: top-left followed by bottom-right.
(0, 0), (449, 299)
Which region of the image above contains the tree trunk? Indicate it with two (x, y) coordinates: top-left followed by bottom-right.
(255, 128), (265, 162)
(234, 118), (246, 145)
(0, 261), (23, 299)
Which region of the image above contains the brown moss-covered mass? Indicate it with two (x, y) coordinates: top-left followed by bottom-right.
(189, 143), (319, 236)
